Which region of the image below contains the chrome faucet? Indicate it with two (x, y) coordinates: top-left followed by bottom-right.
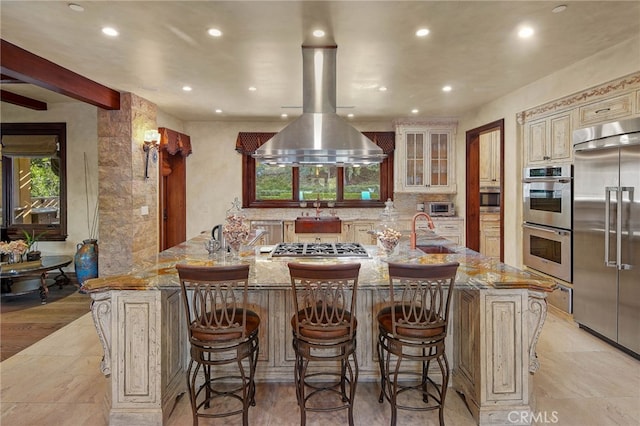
(410, 212), (435, 249)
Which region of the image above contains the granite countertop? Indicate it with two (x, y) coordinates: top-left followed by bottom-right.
(82, 232), (555, 293)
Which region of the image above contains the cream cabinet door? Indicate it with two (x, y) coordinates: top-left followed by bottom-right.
(395, 124), (457, 193)
(432, 218), (464, 245)
(578, 92), (634, 126)
(525, 112), (572, 165)
(480, 214), (501, 260)
(479, 130), (500, 187)
(344, 221), (376, 245)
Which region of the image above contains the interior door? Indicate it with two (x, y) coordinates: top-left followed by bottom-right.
(466, 120), (504, 258)
(159, 149), (186, 251)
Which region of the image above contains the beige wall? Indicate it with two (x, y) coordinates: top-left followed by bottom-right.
(455, 35), (640, 267)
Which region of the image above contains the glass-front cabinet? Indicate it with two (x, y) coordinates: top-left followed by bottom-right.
(394, 121), (457, 193)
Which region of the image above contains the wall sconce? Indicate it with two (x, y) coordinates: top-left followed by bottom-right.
(143, 130), (161, 179)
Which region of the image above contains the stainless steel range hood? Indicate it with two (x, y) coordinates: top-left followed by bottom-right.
(252, 45), (386, 165)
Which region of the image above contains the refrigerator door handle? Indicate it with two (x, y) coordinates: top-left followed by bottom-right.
(619, 186), (634, 270)
(605, 187), (617, 268)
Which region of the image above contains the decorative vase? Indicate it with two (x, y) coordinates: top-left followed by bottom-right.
(75, 239), (99, 285)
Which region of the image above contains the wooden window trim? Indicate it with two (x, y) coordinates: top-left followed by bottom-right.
(1, 122), (68, 241)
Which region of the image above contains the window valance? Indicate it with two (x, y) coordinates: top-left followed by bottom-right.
(159, 127), (192, 157)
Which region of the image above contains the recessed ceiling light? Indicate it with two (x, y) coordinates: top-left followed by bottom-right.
(207, 28), (222, 37)
(416, 28), (430, 37)
(378, 86), (387, 92)
(442, 85), (452, 92)
(215, 109), (222, 113)
(281, 113), (288, 118)
(102, 27), (119, 37)
(552, 4), (567, 13)
(347, 113), (354, 118)
(248, 86), (257, 91)
(182, 85), (192, 92)
(68, 3), (84, 12)
(313, 29), (325, 38)
(411, 109), (419, 114)
(518, 26), (534, 38)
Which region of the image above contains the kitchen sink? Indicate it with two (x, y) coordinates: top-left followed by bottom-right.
(416, 245), (456, 254)
(295, 217), (341, 233)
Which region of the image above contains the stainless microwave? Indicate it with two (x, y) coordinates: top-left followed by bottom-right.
(480, 187), (501, 212)
(427, 202), (455, 217)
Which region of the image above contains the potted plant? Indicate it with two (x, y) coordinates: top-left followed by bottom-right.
(22, 230), (46, 261)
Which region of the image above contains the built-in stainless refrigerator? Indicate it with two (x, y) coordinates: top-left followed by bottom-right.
(573, 117), (640, 357)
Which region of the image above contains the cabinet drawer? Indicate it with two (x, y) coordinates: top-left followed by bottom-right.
(579, 93), (633, 126)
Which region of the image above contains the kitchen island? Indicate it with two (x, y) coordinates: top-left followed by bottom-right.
(83, 233), (555, 426)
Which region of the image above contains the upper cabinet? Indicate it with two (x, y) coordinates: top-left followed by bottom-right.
(524, 112), (572, 165)
(520, 72), (640, 167)
(479, 129), (501, 187)
(394, 120), (457, 193)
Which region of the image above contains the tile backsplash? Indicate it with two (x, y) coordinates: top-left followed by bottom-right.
(241, 192), (455, 222)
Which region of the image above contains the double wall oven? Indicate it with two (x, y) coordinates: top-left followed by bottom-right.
(522, 164), (573, 284)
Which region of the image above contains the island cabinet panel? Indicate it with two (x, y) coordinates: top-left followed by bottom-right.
(109, 290), (187, 425)
(453, 289), (480, 413)
(161, 291), (185, 397)
(247, 291), (270, 363)
(485, 295), (523, 400)
(453, 289), (533, 426)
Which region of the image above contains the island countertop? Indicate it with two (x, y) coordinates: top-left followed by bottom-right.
(82, 232), (555, 293)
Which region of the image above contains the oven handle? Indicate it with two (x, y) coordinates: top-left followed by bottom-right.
(605, 187), (617, 268)
(522, 223), (571, 237)
(522, 178), (572, 184)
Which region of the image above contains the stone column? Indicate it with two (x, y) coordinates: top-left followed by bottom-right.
(97, 93), (158, 275)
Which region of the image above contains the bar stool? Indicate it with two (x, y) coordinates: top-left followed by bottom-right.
(288, 262), (361, 426)
(176, 263), (260, 426)
(377, 261), (459, 426)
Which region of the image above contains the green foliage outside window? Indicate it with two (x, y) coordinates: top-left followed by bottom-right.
(344, 164), (380, 200)
(255, 163), (292, 200)
(29, 158), (59, 197)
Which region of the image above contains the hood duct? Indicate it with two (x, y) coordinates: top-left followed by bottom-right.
(252, 45), (386, 165)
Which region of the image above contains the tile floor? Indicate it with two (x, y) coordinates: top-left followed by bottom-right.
(1, 308), (638, 426)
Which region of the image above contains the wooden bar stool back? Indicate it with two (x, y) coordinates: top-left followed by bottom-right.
(176, 263), (260, 426)
(377, 261), (459, 426)
(288, 262), (361, 426)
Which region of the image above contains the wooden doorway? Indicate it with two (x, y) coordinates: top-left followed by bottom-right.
(465, 119), (504, 259)
(158, 129), (190, 251)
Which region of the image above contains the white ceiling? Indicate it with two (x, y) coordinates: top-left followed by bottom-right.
(1, 1), (639, 122)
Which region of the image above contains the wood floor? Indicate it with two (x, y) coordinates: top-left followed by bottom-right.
(0, 281), (91, 361)
(0, 306), (638, 425)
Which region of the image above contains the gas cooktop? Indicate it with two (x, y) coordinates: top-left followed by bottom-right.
(271, 242), (370, 258)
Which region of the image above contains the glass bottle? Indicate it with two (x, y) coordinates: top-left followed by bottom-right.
(377, 198), (401, 257)
(222, 197), (249, 259)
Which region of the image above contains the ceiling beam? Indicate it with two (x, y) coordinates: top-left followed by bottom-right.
(1, 89), (47, 110)
(0, 39), (120, 110)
